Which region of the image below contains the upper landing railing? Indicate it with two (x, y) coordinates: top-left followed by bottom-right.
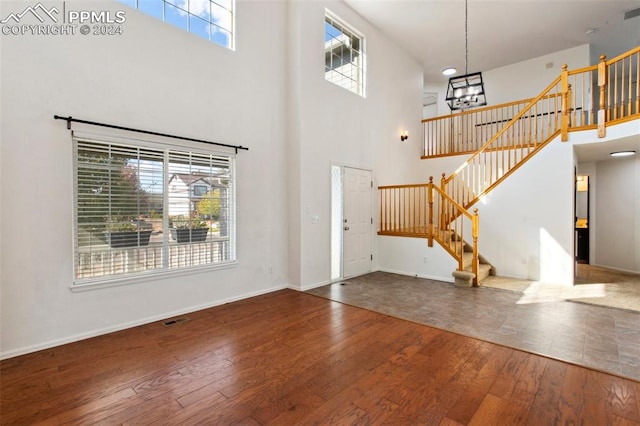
(423, 47), (640, 158)
(378, 47), (640, 286)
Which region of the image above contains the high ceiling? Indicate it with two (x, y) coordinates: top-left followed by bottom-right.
(342, 0), (640, 82)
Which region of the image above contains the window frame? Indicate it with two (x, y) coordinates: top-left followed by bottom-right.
(72, 132), (237, 290)
(324, 9), (366, 97)
(119, 0), (236, 50)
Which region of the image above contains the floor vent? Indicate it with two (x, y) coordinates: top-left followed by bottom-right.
(624, 7), (640, 20)
(162, 316), (190, 327)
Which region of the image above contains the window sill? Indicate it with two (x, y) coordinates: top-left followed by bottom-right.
(70, 261), (238, 292)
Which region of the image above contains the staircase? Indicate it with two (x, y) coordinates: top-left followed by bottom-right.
(379, 47), (640, 286)
(439, 228), (494, 287)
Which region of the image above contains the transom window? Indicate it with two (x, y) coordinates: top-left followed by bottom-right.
(119, 0), (234, 49)
(324, 11), (365, 97)
(74, 137), (236, 284)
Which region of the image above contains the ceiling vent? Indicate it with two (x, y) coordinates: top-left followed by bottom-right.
(624, 7), (640, 20)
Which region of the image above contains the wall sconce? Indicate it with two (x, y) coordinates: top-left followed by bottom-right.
(400, 131), (409, 142)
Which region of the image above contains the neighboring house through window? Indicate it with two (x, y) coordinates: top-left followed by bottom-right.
(118, 0), (235, 49)
(324, 10), (366, 97)
(74, 137), (236, 285)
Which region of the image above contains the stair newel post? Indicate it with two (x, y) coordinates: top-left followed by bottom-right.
(561, 64), (570, 142)
(472, 208), (479, 287)
(427, 177), (434, 247)
(597, 54), (607, 138)
(440, 173), (447, 231)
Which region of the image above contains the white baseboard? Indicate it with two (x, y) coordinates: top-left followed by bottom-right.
(377, 267), (453, 283)
(590, 263), (640, 276)
(292, 279), (333, 292)
(0, 284), (287, 361)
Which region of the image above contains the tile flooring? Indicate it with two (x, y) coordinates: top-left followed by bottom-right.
(306, 271), (640, 382)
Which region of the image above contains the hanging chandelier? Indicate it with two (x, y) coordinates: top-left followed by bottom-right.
(445, 0), (487, 111)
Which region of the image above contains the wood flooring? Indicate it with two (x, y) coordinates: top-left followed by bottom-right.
(1, 289), (639, 425)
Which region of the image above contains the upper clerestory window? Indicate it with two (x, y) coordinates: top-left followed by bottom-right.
(119, 0), (234, 50)
(324, 10), (366, 97)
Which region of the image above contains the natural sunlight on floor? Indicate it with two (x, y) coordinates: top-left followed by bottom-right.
(539, 227), (572, 284)
(516, 282), (607, 304)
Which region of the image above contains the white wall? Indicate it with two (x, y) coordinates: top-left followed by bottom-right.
(388, 45), (594, 284)
(425, 44), (591, 114)
(483, 44), (590, 105)
(0, 0), (290, 358)
(594, 155), (640, 273)
(478, 138), (575, 283)
(378, 236), (457, 282)
(0, 0), (426, 357)
(286, 1), (424, 289)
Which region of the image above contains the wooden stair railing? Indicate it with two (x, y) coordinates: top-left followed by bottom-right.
(423, 47), (640, 159)
(378, 183), (429, 237)
(379, 47), (640, 285)
(444, 73), (564, 209)
(378, 178), (480, 286)
(428, 177), (480, 286)
(444, 47), (639, 211)
(422, 98), (535, 158)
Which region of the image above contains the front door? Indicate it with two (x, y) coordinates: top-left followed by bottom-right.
(343, 167), (372, 278)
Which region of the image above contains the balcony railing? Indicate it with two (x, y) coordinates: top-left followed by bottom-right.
(75, 237), (231, 280)
(423, 47), (640, 158)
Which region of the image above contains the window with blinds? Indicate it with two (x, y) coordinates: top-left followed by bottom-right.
(74, 137), (236, 284)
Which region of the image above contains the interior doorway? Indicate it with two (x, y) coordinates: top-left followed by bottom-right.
(575, 174), (590, 264)
(331, 165), (373, 280)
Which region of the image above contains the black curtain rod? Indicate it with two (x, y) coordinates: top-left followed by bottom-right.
(54, 115), (248, 153)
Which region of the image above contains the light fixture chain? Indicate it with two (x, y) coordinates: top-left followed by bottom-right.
(465, 0), (468, 75)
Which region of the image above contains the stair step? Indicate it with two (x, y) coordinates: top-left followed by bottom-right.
(474, 263), (492, 282)
(462, 252), (491, 270)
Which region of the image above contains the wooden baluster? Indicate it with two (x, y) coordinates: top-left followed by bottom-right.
(598, 54), (607, 137)
(402, 188), (405, 233)
(440, 173), (447, 231)
(472, 208), (479, 287)
(626, 56), (632, 117)
(392, 188), (396, 232)
(620, 59), (626, 117)
(428, 178), (434, 246)
(386, 189), (390, 231)
(636, 52), (640, 114)
(547, 88), (554, 134)
(412, 187), (416, 234)
(379, 189), (383, 232)
(613, 61), (619, 120)
(561, 64), (570, 141)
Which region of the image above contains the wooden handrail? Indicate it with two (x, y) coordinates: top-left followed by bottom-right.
(604, 45), (640, 64)
(431, 184), (473, 219)
(428, 177), (479, 285)
(444, 75), (562, 185)
(421, 92), (564, 124)
(380, 46), (640, 286)
(567, 64), (597, 76)
(424, 46), (640, 158)
(421, 98), (535, 124)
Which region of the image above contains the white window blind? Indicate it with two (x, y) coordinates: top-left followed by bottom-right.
(74, 138), (235, 284)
